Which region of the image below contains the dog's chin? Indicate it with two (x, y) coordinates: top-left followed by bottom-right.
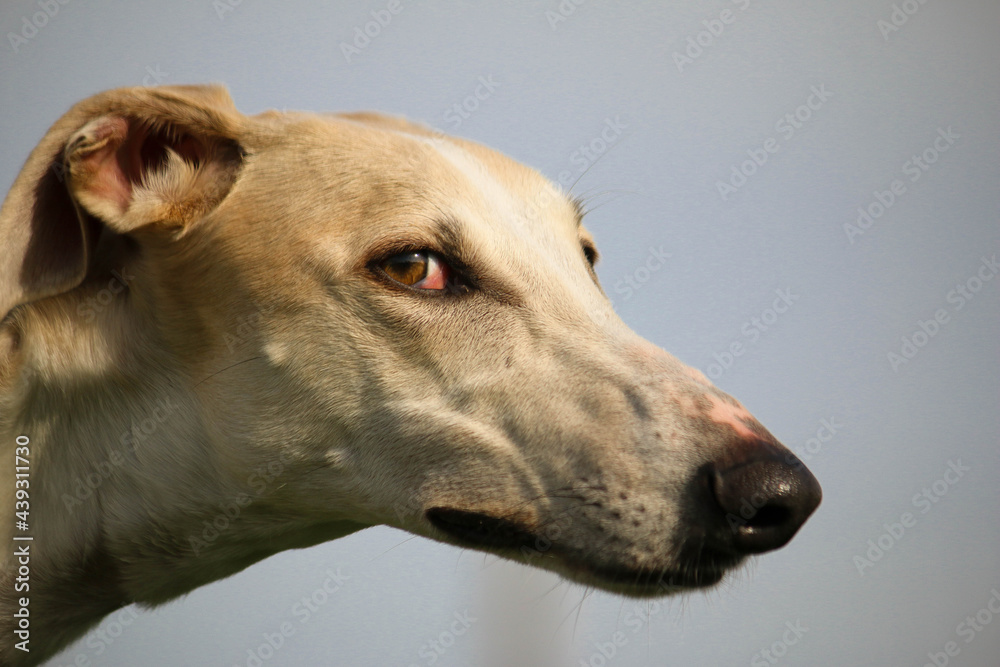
(425, 507), (745, 598)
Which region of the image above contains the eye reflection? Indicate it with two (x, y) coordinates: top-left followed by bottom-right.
(381, 251), (449, 290)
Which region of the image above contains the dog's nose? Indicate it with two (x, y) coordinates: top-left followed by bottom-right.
(709, 450), (822, 554)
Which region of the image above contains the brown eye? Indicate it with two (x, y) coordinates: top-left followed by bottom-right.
(381, 251), (449, 290)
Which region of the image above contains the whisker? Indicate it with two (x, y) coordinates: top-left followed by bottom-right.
(530, 577), (568, 605)
(614, 596), (627, 634)
(579, 192), (632, 216)
(193, 355), (264, 388)
(370, 535), (421, 561)
(568, 133), (629, 195)
(566, 586), (593, 640)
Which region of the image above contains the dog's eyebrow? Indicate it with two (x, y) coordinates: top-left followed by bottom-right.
(432, 216), (465, 256)
(362, 214), (466, 266)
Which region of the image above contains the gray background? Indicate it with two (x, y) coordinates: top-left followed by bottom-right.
(2, 1), (998, 665)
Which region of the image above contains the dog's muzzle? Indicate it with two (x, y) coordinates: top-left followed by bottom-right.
(425, 441), (821, 595)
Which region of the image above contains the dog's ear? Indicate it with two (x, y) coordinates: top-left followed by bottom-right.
(0, 84), (244, 320)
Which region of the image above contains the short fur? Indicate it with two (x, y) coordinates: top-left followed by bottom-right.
(0, 85), (820, 664)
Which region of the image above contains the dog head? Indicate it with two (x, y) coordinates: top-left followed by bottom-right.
(1, 85), (820, 601)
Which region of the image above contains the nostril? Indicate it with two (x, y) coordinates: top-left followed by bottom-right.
(710, 455), (822, 555)
(744, 504), (793, 529)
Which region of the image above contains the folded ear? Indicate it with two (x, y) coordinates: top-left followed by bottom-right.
(0, 84), (244, 320)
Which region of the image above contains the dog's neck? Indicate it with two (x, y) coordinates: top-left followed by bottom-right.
(0, 534), (126, 664)
(0, 293), (364, 665)
(0, 310), (196, 663)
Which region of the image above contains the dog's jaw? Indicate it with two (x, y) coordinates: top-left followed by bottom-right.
(425, 506), (743, 595)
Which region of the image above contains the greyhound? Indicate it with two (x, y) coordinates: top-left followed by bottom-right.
(0, 85), (820, 665)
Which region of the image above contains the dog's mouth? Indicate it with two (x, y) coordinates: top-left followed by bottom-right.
(426, 507), (538, 551)
(425, 507), (742, 595)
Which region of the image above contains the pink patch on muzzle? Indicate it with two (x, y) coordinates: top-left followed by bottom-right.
(704, 393), (758, 440)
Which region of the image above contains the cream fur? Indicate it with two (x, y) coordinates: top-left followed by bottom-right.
(0, 85), (820, 665)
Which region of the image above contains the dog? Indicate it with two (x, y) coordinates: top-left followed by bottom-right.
(0, 85), (820, 665)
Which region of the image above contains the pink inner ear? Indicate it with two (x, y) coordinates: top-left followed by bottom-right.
(78, 116), (133, 213)
(74, 116), (208, 214)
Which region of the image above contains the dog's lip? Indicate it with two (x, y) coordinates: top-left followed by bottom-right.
(568, 559), (732, 593)
(425, 507), (741, 594)
(425, 507), (538, 551)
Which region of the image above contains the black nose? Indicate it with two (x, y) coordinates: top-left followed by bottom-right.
(710, 452), (822, 554)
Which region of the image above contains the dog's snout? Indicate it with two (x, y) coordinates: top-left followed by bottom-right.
(709, 449), (822, 555)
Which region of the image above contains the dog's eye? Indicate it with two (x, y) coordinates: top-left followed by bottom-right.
(582, 242), (598, 268)
(381, 251), (451, 290)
